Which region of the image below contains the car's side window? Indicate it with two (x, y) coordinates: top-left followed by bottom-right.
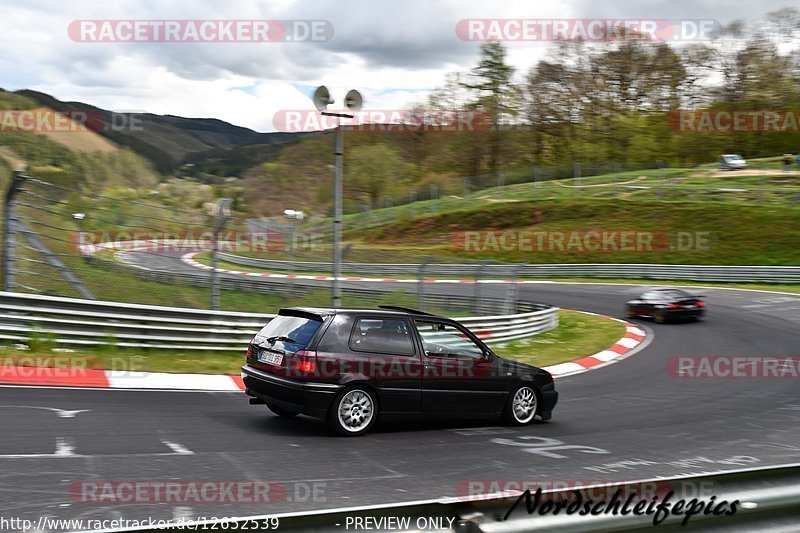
(414, 321), (484, 358)
(349, 318), (415, 356)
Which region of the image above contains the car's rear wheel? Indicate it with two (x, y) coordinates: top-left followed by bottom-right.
(328, 386), (378, 436)
(268, 404), (300, 418)
(654, 312), (667, 324)
(503, 385), (539, 425)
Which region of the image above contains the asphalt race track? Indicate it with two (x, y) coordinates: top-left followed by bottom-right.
(2, 252), (800, 529)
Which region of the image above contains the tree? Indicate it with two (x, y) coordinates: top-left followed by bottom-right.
(461, 42), (517, 174)
(345, 144), (406, 209)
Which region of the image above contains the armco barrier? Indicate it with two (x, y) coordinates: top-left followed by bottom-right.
(84, 254), (518, 315)
(91, 462), (800, 532)
(217, 255), (800, 283)
(0, 292), (558, 350)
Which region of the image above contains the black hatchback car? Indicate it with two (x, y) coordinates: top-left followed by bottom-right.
(241, 306), (558, 436)
(626, 288), (706, 323)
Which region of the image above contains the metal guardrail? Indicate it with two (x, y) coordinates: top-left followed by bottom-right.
(83, 255), (514, 315)
(0, 292), (558, 351)
(0, 291), (272, 351)
(94, 462), (800, 532)
(218, 254), (800, 283)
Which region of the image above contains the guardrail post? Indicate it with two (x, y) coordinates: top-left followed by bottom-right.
(3, 171), (26, 292)
(497, 171), (505, 199)
(417, 256), (431, 311)
(473, 261), (487, 314)
(286, 219), (297, 295)
(385, 195), (393, 222)
(504, 262), (525, 314)
(210, 198), (232, 311)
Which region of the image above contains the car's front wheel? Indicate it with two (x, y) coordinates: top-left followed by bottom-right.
(268, 404), (300, 418)
(503, 385), (539, 425)
(328, 386), (378, 436)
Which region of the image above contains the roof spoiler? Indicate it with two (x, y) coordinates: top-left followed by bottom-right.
(378, 305), (435, 316)
(280, 308), (330, 321)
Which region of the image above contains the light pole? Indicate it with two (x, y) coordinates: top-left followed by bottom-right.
(313, 86), (363, 309)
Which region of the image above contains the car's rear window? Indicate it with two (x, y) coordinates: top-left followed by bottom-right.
(256, 314), (324, 351)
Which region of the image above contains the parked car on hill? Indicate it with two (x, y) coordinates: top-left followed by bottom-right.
(718, 154), (747, 170)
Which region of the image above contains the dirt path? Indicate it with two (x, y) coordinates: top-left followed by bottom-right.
(692, 169), (800, 178)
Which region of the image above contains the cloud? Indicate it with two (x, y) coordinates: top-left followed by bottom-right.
(0, 0), (794, 131)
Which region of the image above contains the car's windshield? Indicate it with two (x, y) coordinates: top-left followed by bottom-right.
(659, 289), (693, 300)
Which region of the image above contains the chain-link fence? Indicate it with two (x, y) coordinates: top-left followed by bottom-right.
(343, 160), (800, 229)
(5, 164), (797, 315)
(1, 172), (525, 315)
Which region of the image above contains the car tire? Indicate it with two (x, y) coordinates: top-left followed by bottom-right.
(654, 312), (667, 324)
(625, 307), (636, 318)
(502, 385), (539, 426)
(328, 386), (378, 436)
(267, 404), (300, 418)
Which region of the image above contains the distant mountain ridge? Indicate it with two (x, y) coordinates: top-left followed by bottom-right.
(15, 89), (303, 174)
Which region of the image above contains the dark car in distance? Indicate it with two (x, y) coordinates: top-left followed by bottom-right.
(241, 306), (558, 436)
(626, 288), (706, 323)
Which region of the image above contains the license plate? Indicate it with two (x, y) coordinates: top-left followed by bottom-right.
(257, 350), (283, 366)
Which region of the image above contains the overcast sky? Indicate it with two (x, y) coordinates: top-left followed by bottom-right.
(0, 0), (794, 132)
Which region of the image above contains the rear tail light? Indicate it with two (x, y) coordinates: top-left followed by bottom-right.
(292, 350), (317, 374)
(296, 360), (316, 372)
(697, 301), (705, 307)
(246, 343), (254, 357)
(667, 303), (682, 309)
